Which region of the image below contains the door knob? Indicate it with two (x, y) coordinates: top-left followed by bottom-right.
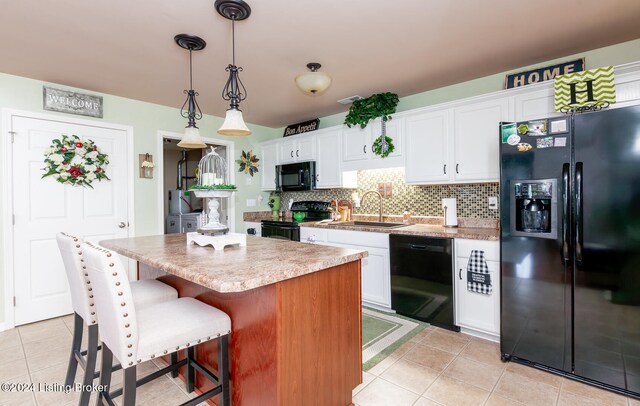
(118, 222), (126, 228)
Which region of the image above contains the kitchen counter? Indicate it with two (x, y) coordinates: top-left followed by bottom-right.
(100, 233), (364, 406)
(300, 221), (500, 241)
(101, 233), (366, 292)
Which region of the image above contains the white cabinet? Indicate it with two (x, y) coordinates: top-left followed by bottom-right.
(260, 142), (278, 191)
(405, 109), (451, 184)
(342, 119), (404, 170)
(300, 227), (391, 309)
(452, 97), (512, 182)
(514, 87), (561, 122)
(454, 239), (500, 339)
(279, 135), (316, 164)
(244, 221), (262, 236)
(315, 129), (343, 188)
(342, 125), (370, 162)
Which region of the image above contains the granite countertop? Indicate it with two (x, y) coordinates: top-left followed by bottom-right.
(300, 221), (500, 241)
(101, 234), (367, 293)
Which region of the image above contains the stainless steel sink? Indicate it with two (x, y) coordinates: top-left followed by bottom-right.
(332, 221), (408, 229)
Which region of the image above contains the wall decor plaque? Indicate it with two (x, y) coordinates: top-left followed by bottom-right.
(504, 58), (584, 89)
(554, 66), (616, 113)
(43, 86), (103, 118)
(283, 118), (319, 137)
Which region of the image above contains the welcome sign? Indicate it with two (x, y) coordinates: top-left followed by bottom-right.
(554, 66), (616, 113)
(43, 86), (104, 118)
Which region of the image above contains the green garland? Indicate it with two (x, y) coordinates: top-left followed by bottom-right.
(344, 92), (399, 158)
(344, 92), (399, 129)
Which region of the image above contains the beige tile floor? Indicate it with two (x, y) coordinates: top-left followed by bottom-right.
(353, 326), (640, 406)
(0, 316), (638, 406)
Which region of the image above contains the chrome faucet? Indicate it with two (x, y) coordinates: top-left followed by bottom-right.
(360, 190), (383, 222)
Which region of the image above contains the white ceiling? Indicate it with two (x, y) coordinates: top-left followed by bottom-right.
(1, 0), (639, 128)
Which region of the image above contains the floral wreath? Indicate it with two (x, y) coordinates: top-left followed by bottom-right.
(42, 134), (110, 188)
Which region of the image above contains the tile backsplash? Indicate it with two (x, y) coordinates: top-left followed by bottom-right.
(280, 167), (499, 219)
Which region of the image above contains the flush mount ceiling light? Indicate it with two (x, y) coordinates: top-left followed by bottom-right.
(295, 63), (332, 95)
(215, 0), (252, 136)
(175, 34), (208, 149)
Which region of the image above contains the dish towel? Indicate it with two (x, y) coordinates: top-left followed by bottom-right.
(467, 250), (492, 295)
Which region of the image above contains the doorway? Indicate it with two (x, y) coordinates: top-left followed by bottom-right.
(157, 131), (235, 234)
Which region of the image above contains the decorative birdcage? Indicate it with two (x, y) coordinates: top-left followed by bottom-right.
(191, 147), (236, 233)
(197, 147), (228, 187)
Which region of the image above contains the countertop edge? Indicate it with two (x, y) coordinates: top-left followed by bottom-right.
(101, 238), (368, 293)
(299, 222), (500, 241)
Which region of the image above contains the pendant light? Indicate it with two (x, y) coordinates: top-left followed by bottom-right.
(295, 63), (332, 95)
(175, 34), (208, 149)
(215, 0), (252, 136)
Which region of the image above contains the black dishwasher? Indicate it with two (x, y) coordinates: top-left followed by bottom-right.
(390, 234), (458, 331)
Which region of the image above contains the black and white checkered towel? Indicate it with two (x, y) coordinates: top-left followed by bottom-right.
(467, 250), (492, 295)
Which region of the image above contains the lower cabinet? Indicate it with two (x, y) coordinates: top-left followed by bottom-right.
(454, 239), (500, 339)
(300, 227), (391, 309)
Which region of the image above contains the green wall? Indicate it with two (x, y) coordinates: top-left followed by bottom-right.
(310, 38), (640, 130)
(0, 72), (281, 325)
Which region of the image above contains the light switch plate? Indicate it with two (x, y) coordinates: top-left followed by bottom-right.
(488, 196), (498, 210)
(246, 199), (256, 207)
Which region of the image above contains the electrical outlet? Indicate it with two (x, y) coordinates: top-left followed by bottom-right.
(488, 196), (498, 210)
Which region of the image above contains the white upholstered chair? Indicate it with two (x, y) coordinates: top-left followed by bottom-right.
(57, 232), (178, 406)
(82, 241), (231, 406)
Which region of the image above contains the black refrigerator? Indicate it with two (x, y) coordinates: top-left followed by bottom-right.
(500, 105), (640, 398)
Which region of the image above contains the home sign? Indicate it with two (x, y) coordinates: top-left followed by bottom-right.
(504, 58), (585, 89)
(43, 86), (104, 118)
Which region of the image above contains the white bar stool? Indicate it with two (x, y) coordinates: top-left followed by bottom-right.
(82, 242), (231, 406)
(57, 232), (179, 406)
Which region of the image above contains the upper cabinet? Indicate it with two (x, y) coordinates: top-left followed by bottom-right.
(405, 96), (511, 185)
(342, 118), (404, 171)
(279, 136), (316, 164)
(260, 142), (279, 191)
(405, 109), (451, 184)
(315, 129), (343, 189)
(452, 96), (512, 182)
(514, 87), (561, 122)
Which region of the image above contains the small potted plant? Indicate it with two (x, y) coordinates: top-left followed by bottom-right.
(344, 92), (399, 158)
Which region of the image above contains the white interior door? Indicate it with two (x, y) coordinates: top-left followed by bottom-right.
(11, 115), (130, 325)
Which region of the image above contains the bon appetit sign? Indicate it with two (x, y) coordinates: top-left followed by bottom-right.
(283, 118), (319, 137)
(43, 86), (103, 118)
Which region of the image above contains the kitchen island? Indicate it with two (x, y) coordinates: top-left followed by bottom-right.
(101, 234), (367, 406)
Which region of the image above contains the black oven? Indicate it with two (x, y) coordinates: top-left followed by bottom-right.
(276, 161), (316, 192)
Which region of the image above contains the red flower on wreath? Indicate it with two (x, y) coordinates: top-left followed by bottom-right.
(75, 142), (83, 148)
(61, 147), (67, 152)
(68, 166), (83, 178)
(96, 168), (101, 173)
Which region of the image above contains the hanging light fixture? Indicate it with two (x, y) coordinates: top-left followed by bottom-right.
(175, 34), (208, 149)
(215, 0), (252, 136)
(295, 63), (332, 95)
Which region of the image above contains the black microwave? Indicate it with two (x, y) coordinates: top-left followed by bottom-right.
(276, 161), (316, 191)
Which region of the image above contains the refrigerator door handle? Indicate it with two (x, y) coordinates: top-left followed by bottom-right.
(562, 163), (570, 263)
(575, 162), (584, 264)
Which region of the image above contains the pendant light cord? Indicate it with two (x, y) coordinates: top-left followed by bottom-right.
(189, 48), (193, 91)
(232, 18), (236, 66)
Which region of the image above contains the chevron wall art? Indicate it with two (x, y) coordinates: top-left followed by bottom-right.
(554, 66), (616, 112)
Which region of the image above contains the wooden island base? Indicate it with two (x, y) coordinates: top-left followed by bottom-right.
(141, 260), (362, 406)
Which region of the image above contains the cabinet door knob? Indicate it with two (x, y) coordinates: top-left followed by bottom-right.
(118, 222), (126, 229)
(459, 268), (463, 280)
(456, 164), (459, 174)
(291, 151), (294, 158)
(296, 149), (299, 157)
(443, 164), (447, 174)
(363, 145), (367, 154)
(316, 174), (319, 182)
